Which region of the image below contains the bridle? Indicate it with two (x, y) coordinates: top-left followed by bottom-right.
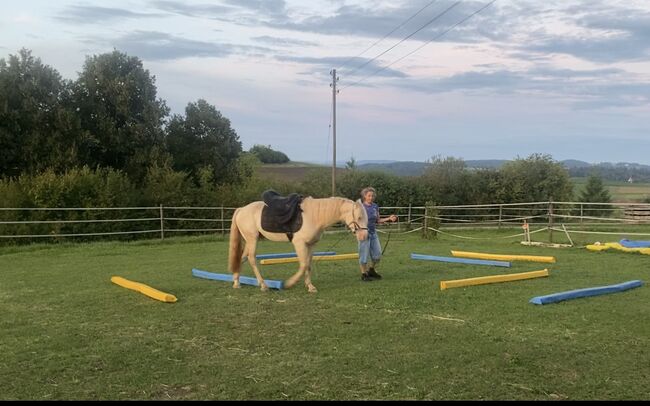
(347, 201), (368, 234)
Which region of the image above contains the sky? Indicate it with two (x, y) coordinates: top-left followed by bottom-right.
(2, 0), (650, 165)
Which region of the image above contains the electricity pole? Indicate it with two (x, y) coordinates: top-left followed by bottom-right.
(330, 69), (338, 196)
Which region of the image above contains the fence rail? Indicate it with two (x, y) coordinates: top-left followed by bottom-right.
(1, 201), (650, 243)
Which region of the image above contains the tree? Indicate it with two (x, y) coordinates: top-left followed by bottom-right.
(420, 156), (471, 205)
(249, 144), (290, 164)
(0, 49), (80, 177)
(345, 156), (357, 170)
(499, 153), (573, 203)
(578, 173), (612, 217)
(338, 170), (404, 205)
(71, 50), (169, 182)
(166, 99), (243, 185)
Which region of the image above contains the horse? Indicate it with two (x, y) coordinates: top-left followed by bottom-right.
(228, 195), (369, 293)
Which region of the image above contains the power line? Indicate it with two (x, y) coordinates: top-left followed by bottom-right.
(336, 0), (439, 71)
(341, 1), (461, 79)
(341, 0), (497, 91)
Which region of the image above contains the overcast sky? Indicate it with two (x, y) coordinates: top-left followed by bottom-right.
(2, 0), (650, 165)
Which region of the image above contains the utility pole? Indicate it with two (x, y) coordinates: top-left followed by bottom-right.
(330, 69), (338, 196)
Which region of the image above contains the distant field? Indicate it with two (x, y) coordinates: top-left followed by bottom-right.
(571, 178), (650, 202)
(261, 161), (322, 168)
(257, 163), (344, 182)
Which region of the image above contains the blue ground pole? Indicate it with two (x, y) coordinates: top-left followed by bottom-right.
(410, 253), (511, 268)
(530, 280), (643, 305)
(192, 268), (284, 290)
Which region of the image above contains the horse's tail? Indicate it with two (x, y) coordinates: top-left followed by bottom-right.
(228, 208), (244, 274)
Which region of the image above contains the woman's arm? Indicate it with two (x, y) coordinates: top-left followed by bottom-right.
(378, 214), (398, 224)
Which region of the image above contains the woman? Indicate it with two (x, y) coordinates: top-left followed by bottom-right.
(358, 187), (397, 281)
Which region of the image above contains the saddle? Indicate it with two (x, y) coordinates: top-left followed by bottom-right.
(261, 190), (304, 241)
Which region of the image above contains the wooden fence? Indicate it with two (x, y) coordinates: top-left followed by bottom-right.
(2, 201), (650, 243)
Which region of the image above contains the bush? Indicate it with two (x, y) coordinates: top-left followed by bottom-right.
(249, 145), (290, 164)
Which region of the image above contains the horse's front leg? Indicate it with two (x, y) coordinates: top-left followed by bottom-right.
(302, 244), (317, 293)
(285, 241), (316, 292)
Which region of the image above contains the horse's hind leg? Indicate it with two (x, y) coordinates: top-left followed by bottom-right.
(244, 239), (269, 292)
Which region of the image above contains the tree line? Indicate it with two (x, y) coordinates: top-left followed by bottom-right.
(1, 48), (246, 184)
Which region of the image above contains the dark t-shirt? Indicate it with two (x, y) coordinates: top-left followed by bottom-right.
(363, 202), (379, 234)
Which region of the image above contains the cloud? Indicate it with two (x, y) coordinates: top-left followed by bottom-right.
(149, 0), (234, 18)
(398, 67), (650, 110)
(222, 0), (287, 16)
(55, 5), (165, 24)
(275, 55), (408, 80)
(93, 31), (272, 61)
(271, 1), (463, 39)
(252, 36), (318, 48)
(111, 31), (233, 60)
(150, 0), (288, 23)
(528, 36), (650, 63)
(147, 0), (502, 46)
(524, 8), (650, 62)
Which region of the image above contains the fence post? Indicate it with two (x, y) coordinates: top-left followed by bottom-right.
(408, 204), (412, 225)
(397, 208), (401, 232)
(580, 203), (583, 224)
(159, 204), (164, 240)
(423, 206), (428, 238)
(548, 198), (554, 243)
(221, 206), (225, 237)
(498, 205), (503, 229)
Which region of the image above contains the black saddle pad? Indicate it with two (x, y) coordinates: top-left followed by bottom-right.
(261, 190), (304, 234)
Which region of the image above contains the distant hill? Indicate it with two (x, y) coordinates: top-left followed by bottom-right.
(561, 159), (591, 169)
(356, 161), (430, 176)
(465, 160), (509, 169)
(355, 159), (508, 176)
(356, 160), (397, 165)
(354, 159), (650, 181)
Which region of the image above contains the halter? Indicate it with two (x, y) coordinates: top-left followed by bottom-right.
(347, 201), (368, 234)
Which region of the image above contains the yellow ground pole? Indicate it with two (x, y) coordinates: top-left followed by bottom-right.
(440, 269), (549, 290)
(260, 253), (359, 265)
(451, 250), (556, 263)
(111, 276), (177, 303)
(586, 242), (650, 255)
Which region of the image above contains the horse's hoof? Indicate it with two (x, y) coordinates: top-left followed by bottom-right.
(233, 282), (241, 289)
(260, 285), (269, 292)
(308, 286), (318, 293)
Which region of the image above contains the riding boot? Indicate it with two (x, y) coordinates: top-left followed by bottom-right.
(367, 267), (382, 279)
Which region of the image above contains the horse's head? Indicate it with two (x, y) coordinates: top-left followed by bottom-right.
(342, 199), (368, 241)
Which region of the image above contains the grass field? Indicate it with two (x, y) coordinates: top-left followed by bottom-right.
(256, 163), (343, 183)
(572, 177), (650, 202)
(2, 231), (649, 400)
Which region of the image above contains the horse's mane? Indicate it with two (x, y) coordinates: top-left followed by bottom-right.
(304, 196), (353, 203)
(301, 196), (356, 218)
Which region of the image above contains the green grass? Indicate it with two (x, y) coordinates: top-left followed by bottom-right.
(1, 231), (649, 400)
(261, 161), (323, 168)
(256, 164), (344, 183)
(571, 177), (650, 202)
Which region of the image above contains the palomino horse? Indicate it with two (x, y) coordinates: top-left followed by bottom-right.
(228, 196), (368, 293)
